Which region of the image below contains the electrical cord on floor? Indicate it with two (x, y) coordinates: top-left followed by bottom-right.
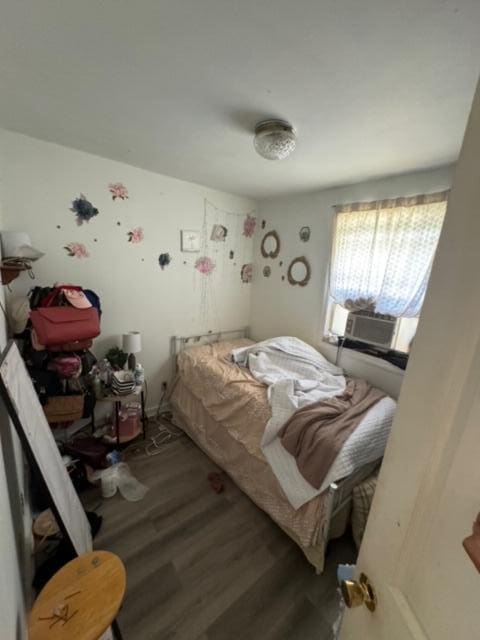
(144, 415), (184, 456)
(335, 335), (345, 367)
(155, 387), (167, 421)
(143, 379), (148, 415)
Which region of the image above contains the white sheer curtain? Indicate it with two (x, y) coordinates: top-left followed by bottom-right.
(329, 191), (448, 317)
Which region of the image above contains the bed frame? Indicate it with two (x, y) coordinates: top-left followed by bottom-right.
(171, 328), (379, 572)
(170, 327), (250, 374)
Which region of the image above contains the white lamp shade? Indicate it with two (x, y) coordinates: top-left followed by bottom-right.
(122, 331), (141, 354)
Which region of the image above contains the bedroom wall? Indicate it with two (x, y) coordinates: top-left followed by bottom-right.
(250, 165), (455, 397)
(0, 129), (256, 412)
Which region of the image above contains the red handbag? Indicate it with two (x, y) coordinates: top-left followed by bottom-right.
(30, 307), (100, 346)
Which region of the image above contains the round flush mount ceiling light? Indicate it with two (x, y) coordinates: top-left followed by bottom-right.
(253, 119), (296, 160)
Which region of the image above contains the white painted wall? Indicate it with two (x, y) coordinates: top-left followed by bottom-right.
(250, 166), (454, 397)
(0, 129), (255, 412)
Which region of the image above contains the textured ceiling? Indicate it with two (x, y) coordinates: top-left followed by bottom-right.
(1, 0), (479, 198)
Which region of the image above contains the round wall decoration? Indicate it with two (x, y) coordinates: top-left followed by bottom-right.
(287, 256), (311, 287)
(260, 230), (281, 259)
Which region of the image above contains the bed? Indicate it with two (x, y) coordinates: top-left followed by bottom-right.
(169, 329), (393, 573)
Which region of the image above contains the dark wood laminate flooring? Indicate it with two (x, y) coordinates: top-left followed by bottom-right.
(87, 430), (357, 640)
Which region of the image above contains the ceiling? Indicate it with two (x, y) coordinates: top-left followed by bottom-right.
(1, 1), (479, 199)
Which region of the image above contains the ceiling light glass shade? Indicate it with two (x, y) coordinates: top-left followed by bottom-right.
(254, 119), (297, 160)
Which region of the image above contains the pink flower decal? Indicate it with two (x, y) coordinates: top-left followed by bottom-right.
(64, 242), (89, 259)
(109, 182), (129, 200)
(127, 227), (144, 243)
(195, 256), (215, 275)
(241, 263), (253, 283)
(243, 214), (256, 238)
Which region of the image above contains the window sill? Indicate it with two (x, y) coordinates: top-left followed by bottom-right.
(319, 340), (405, 399)
(320, 339), (406, 374)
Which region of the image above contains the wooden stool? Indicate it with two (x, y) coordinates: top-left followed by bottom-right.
(29, 550), (126, 640)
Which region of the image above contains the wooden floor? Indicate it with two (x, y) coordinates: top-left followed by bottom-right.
(88, 428), (357, 640)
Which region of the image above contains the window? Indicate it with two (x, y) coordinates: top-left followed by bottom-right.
(325, 191), (448, 353)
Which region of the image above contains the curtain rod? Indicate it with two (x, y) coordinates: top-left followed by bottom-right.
(334, 189), (450, 214)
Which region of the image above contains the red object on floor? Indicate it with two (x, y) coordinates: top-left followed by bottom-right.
(207, 472), (225, 494)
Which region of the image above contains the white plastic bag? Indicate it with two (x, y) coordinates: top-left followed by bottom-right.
(92, 463), (148, 502)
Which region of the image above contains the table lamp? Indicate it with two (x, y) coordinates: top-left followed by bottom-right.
(122, 331), (141, 370)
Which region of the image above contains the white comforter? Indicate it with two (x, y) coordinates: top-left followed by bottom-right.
(232, 337), (396, 509)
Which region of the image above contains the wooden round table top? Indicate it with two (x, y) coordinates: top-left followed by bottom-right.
(29, 550), (126, 640)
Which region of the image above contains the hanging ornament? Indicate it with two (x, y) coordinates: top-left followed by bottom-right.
(211, 224), (228, 242)
(241, 263), (253, 283)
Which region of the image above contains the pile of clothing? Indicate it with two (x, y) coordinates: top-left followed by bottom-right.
(10, 283), (102, 425)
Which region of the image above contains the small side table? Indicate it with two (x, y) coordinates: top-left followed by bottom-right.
(28, 550), (126, 640)
(96, 384), (147, 447)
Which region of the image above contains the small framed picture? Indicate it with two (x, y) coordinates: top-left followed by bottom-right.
(181, 230), (201, 252)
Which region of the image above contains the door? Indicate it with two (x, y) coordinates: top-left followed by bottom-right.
(340, 78), (480, 640)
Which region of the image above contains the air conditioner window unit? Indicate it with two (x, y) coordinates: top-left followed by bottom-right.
(345, 312), (397, 349)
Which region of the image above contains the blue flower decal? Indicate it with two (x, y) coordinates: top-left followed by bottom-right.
(70, 194), (99, 225)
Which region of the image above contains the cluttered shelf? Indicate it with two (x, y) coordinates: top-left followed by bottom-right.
(95, 380), (147, 447)
(11, 280), (152, 499)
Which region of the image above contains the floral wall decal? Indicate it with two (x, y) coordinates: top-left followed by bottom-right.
(241, 263), (253, 283)
(158, 253), (171, 270)
(243, 214), (256, 238)
(195, 256), (215, 275)
(127, 227), (144, 243)
(64, 242), (89, 259)
(109, 182), (129, 200)
(299, 226), (311, 242)
(70, 194), (99, 225)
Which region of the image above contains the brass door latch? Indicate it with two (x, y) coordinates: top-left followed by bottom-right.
(341, 572), (377, 612)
